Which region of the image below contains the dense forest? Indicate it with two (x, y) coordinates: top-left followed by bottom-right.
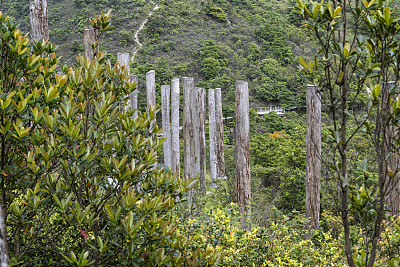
(1, 0), (400, 266)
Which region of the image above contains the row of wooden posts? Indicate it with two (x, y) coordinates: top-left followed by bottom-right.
(28, 0), (318, 231)
(116, 53), (235, 195)
(85, 27), (319, 230)
(25, 0), (400, 233)
(116, 52), (252, 228)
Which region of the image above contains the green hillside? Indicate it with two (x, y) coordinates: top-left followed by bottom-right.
(0, 0), (313, 114)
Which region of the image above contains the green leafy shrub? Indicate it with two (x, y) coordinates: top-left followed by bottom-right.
(201, 57), (221, 79)
(0, 10), (221, 267)
(70, 40), (84, 53)
(179, 204), (346, 266)
(206, 6), (228, 23)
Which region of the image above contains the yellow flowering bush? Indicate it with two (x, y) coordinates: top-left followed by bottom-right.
(178, 204), (347, 266)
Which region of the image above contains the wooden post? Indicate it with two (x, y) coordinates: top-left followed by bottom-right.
(171, 78), (180, 177)
(305, 84), (321, 231)
(130, 75), (138, 119)
(194, 88), (201, 175)
(84, 27), (98, 60)
(197, 88), (207, 192)
(386, 81), (400, 215)
(29, 0), (49, 42)
(146, 70), (156, 128)
(0, 205), (7, 265)
(117, 52), (130, 73)
(117, 53), (131, 113)
(161, 85), (172, 167)
(236, 81), (251, 230)
(215, 88), (226, 179)
(209, 89), (217, 187)
(183, 78), (195, 204)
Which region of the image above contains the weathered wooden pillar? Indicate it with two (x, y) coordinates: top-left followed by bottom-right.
(171, 78), (180, 177)
(209, 89), (218, 187)
(305, 84), (321, 231)
(236, 81), (251, 230)
(84, 27), (98, 60)
(193, 88), (201, 175)
(0, 205), (7, 266)
(386, 81), (400, 216)
(215, 88), (226, 179)
(117, 52), (130, 73)
(117, 53), (131, 113)
(29, 0), (49, 42)
(197, 88), (207, 192)
(146, 70), (156, 128)
(130, 75), (138, 119)
(183, 78), (195, 203)
(161, 85), (172, 167)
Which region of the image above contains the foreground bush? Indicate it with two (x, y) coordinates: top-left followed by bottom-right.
(179, 205), (345, 266)
(0, 11), (222, 266)
(180, 204), (400, 266)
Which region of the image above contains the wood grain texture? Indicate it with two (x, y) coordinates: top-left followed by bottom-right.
(183, 77), (195, 203)
(209, 89), (217, 187)
(130, 75), (138, 119)
(235, 81), (251, 229)
(29, 0), (49, 42)
(386, 81), (400, 215)
(161, 85), (172, 167)
(194, 88), (201, 175)
(305, 84), (321, 231)
(171, 78), (180, 177)
(146, 70), (156, 128)
(215, 88), (226, 179)
(197, 88), (207, 192)
(84, 27), (98, 60)
(117, 53), (131, 113)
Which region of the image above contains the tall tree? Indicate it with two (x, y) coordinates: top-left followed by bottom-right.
(296, 0), (400, 265)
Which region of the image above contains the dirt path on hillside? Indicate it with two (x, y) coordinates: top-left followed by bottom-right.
(131, 0), (159, 61)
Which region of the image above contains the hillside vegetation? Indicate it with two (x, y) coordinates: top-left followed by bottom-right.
(1, 0), (313, 113)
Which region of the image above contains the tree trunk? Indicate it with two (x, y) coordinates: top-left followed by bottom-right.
(208, 89), (217, 187)
(84, 27), (98, 60)
(171, 78), (180, 177)
(235, 81), (251, 230)
(161, 85), (172, 167)
(305, 85), (321, 231)
(215, 88), (226, 179)
(183, 77), (195, 204)
(29, 0), (49, 42)
(197, 88), (207, 192)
